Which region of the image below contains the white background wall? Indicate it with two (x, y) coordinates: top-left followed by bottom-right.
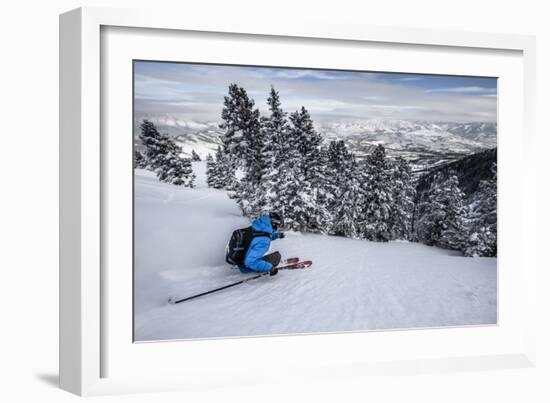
(1, 0), (548, 401)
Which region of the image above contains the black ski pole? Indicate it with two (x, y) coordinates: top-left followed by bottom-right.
(169, 272), (269, 304)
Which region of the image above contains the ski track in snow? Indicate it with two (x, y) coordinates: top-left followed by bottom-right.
(134, 162), (497, 341)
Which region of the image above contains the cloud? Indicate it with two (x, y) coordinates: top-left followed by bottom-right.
(134, 62), (497, 124)
(425, 86), (496, 94)
(400, 77), (424, 81)
(273, 70), (346, 80)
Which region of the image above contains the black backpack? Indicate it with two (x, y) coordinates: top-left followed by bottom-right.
(225, 226), (270, 266)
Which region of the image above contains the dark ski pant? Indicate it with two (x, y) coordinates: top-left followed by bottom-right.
(262, 251), (281, 268)
(239, 251), (281, 273)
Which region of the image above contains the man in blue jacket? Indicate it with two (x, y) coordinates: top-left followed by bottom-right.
(242, 212), (285, 276)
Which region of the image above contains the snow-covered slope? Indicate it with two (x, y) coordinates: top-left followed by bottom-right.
(173, 130), (222, 159)
(134, 162), (497, 341)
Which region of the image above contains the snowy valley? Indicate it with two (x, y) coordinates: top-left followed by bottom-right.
(134, 116), (496, 171)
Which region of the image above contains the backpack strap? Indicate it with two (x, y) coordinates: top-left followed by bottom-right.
(251, 231), (271, 239)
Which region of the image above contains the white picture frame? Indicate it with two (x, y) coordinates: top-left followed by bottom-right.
(59, 6), (537, 396)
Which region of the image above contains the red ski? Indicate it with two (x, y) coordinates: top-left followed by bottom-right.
(283, 257), (300, 265)
(279, 260), (312, 270)
(230, 256), (301, 270)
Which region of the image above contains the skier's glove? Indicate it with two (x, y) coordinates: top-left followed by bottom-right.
(278, 232), (286, 239)
(269, 266), (279, 276)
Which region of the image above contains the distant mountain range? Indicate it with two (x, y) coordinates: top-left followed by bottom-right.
(319, 120), (496, 171)
(134, 116), (496, 170)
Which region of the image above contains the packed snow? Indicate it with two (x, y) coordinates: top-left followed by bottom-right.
(134, 162), (497, 341)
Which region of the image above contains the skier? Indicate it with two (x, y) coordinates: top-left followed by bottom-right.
(241, 212), (285, 276)
(172, 214), (309, 305)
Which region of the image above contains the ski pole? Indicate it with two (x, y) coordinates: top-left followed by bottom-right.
(169, 272), (269, 304)
(168, 261), (311, 305)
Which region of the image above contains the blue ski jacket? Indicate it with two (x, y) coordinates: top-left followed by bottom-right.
(241, 215), (283, 273)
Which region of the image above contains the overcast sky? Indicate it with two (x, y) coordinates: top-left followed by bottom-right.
(134, 61), (497, 125)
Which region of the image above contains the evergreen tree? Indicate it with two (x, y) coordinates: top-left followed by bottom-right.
(219, 84), (263, 213)
(313, 145), (332, 214)
(389, 156), (416, 240)
(138, 120), (171, 170)
(325, 140), (355, 208)
(259, 87), (292, 215)
(219, 83), (261, 172)
(324, 140), (358, 235)
(283, 106), (331, 232)
(138, 119), (195, 187)
(306, 144), (333, 233)
(290, 106), (323, 181)
(269, 148), (306, 231)
(331, 161), (361, 238)
(134, 150), (147, 169)
(415, 173), (467, 250)
(264, 86), (289, 169)
(206, 146), (230, 189)
(465, 226), (495, 257)
(206, 153), (219, 188)
(438, 175), (467, 250)
(191, 149), (201, 161)
(357, 145), (394, 242)
(465, 163), (497, 256)
(155, 141), (195, 187)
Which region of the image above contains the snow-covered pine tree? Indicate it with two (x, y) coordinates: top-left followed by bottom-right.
(415, 173), (467, 250)
(247, 115), (276, 215)
(291, 160), (333, 234)
(254, 90), (318, 228)
(313, 145), (332, 215)
(219, 83), (261, 172)
(307, 146), (333, 233)
(438, 175), (467, 250)
(259, 86), (292, 215)
(138, 119), (195, 187)
(155, 140), (196, 187)
(325, 140), (355, 206)
(269, 148), (306, 231)
(221, 154), (238, 191)
(233, 142), (265, 216)
(134, 150), (147, 169)
(388, 156), (416, 240)
(264, 86), (288, 165)
(286, 179), (331, 234)
(465, 226), (495, 257)
(414, 173), (442, 246)
(331, 159), (361, 238)
(285, 106), (331, 233)
(138, 119), (171, 170)
(206, 153), (219, 188)
(465, 163), (497, 257)
(219, 84), (263, 213)
(191, 149), (201, 161)
(178, 157), (196, 187)
(233, 107), (271, 216)
(325, 140), (358, 235)
(357, 144), (394, 242)
(290, 106), (323, 181)
(206, 146), (230, 189)
(260, 101), (332, 233)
